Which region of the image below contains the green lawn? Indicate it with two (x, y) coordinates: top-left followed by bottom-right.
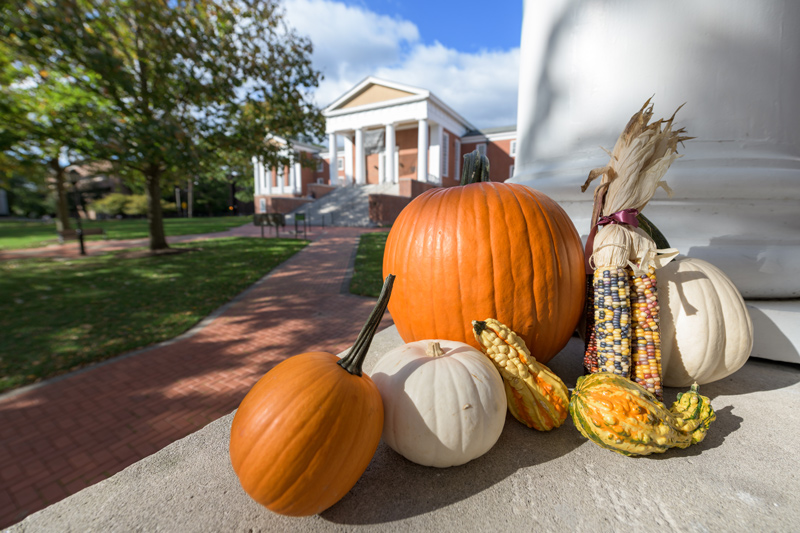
(0, 237), (306, 392)
(349, 231), (389, 298)
(0, 216), (250, 250)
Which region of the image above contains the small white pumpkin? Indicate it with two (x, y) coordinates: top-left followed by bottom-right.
(659, 257), (753, 387)
(371, 339), (506, 468)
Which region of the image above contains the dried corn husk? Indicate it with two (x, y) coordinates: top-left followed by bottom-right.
(584, 98), (691, 267)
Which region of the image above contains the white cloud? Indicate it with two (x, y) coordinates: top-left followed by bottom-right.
(284, 0), (519, 128)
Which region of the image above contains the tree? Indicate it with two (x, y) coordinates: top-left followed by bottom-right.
(2, 0), (324, 250)
(0, 40), (112, 230)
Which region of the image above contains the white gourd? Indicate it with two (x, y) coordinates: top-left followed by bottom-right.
(659, 257), (753, 386)
(371, 339), (506, 468)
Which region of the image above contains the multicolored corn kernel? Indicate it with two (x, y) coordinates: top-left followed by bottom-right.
(583, 275), (599, 374)
(629, 267), (663, 401)
(593, 266), (631, 378)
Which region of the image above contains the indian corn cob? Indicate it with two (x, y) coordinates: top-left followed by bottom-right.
(630, 266), (663, 400)
(582, 275), (599, 374)
(591, 266), (632, 377)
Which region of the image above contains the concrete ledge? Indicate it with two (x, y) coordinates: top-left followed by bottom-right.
(11, 327), (800, 532)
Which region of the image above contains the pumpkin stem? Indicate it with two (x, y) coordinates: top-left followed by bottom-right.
(426, 341), (445, 357)
(460, 150), (491, 185)
(338, 274), (395, 376)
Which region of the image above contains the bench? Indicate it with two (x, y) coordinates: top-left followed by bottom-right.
(57, 227), (107, 244)
(253, 213), (286, 237)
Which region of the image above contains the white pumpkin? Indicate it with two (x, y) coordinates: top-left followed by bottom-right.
(371, 339), (506, 468)
(659, 257), (753, 386)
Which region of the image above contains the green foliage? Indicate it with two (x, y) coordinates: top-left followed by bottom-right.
(349, 232), (390, 297)
(89, 193), (130, 216)
(1, 0), (324, 249)
(0, 237), (308, 391)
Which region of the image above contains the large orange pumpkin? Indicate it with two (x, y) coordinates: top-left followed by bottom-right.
(383, 153), (584, 363)
(229, 276), (393, 516)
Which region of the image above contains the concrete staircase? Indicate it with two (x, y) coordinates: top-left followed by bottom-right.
(287, 182), (399, 227)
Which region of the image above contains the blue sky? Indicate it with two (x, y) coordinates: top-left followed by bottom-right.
(283, 0), (524, 128)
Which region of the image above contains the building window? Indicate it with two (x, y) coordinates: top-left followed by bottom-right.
(442, 132), (450, 177)
(477, 143), (487, 156)
(510, 140), (517, 157)
(259, 198), (267, 213)
(337, 157), (344, 170)
(454, 139), (461, 181)
(316, 158), (323, 172)
(509, 165), (515, 180)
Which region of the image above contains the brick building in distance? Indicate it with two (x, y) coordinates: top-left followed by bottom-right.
(252, 77), (517, 223)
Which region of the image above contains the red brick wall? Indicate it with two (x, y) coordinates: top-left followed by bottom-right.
(369, 194), (412, 226)
(254, 195), (313, 215)
(395, 128), (418, 179)
(399, 178), (436, 198)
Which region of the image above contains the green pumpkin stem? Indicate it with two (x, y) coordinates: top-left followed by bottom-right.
(636, 212), (671, 249)
(460, 149), (491, 185)
(338, 274), (395, 376)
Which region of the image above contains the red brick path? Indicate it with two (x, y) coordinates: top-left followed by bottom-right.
(0, 225), (393, 528)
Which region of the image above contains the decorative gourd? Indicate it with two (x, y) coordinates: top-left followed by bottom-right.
(371, 339), (506, 468)
(472, 319), (569, 431)
(658, 257), (753, 386)
(382, 150), (585, 363)
(569, 372), (716, 456)
(229, 275), (394, 516)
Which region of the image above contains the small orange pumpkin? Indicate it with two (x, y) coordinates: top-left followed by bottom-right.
(383, 152), (585, 363)
(229, 276), (393, 516)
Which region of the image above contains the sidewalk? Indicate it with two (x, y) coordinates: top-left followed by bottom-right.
(0, 225), (393, 528)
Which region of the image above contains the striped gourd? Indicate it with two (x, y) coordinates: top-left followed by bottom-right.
(472, 319), (569, 431)
(569, 372), (715, 456)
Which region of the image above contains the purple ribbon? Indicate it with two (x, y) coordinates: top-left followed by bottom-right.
(596, 208), (640, 228)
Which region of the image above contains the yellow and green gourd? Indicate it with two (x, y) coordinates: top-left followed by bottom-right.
(569, 372), (715, 456)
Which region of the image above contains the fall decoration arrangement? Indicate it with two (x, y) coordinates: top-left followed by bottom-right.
(227, 107), (758, 515)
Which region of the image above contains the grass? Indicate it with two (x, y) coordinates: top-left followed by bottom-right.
(0, 237), (307, 392)
(0, 216), (250, 250)
(349, 231), (389, 297)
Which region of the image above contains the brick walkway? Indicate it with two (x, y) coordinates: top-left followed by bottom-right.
(0, 225), (393, 528)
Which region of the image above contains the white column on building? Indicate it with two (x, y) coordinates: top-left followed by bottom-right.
(263, 160), (272, 195)
(417, 119), (428, 182)
(278, 164), (285, 195)
(384, 123), (396, 184)
(428, 122), (442, 185)
(288, 160), (296, 196)
(252, 156), (260, 196)
(355, 128), (365, 185)
(343, 134), (354, 186)
(294, 159), (302, 195)
(328, 132), (338, 186)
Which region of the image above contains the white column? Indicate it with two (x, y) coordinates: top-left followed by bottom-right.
(384, 123), (395, 184)
(328, 132), (338, 186)
(417, 119), (428, 182)
(288, 161), (295, 196)
(262, 160), (272, 195)
(429, 122), (442, 185)
(343, 134), (354, 186)
(278, 165), (285, 195)
(294, 160), (302, 195)
(252, 156), (260, 196)
(355, 128), (365, 185)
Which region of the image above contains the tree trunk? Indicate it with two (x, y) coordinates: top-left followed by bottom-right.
(145, 164), (169, 250)
(50, 158), (71, 232)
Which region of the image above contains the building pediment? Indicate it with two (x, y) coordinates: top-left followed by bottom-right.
(324, 77), (429, 115)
